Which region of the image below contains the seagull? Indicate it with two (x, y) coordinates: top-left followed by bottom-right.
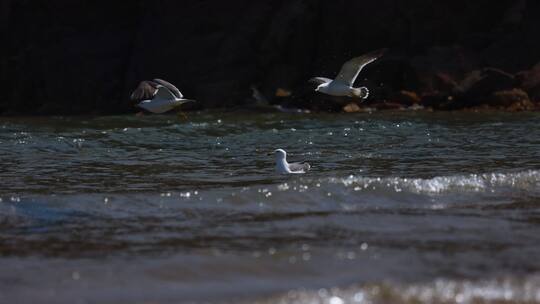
(273, 149), (310, 174)
(310, 48), (386, 99)
(130, 78), (195, 114)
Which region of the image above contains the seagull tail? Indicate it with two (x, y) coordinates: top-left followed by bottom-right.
(352, 87), (369, 99)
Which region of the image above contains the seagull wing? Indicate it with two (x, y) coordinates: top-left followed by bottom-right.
(251, 86), (269, 105)
(333, 48), (386, 86)
(153, 78), (183, 99)
(288, 162), (310, 173)
(130, 80), (159, 101)
(178, 99), (197, 104)
(154, 85), (177, 100)
(309, 77), (333, 85)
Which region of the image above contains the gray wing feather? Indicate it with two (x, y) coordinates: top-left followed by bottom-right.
(309, 77), (333, 85)
(130, 80), (159, 101)
(178, 99), (197, 104)
(154, 86), (176, 100)
(153, 78), (183, 98)
(334, 48), (386, 86)
(288, 162), (310, 173)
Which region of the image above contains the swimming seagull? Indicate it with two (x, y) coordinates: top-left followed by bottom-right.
(310, 48), (386, 99)
(130, 78), (196, 114)
(273, 149), (310, 174)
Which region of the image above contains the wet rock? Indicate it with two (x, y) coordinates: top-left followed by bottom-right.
(391, 90), (421, 106)
(455, 68), (516, 106)
(372, 102), (405, 111)
(490, 88), (530, 108)
(506, 99), (536, 111)
(412, 46), (479, 94)
(421, 94), (463, 110)
(433, 73), (460, 93)
(516, 62), (540, 102)
(275, 88), (292, 97)
(343, 103), (361, 113)
(361, 57), (421, 100)
(407, 104), (425, 111)
(489, 89), (535, 111)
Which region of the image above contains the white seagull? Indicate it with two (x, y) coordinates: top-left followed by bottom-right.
(310, 49), (386, 99)
(273, 149), (310, 174)
(130, 78), (195, 114)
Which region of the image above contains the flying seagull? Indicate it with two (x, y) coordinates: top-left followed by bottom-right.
(273, 149), (310, 174)
(130, 78), (195, 114)
(310, 48), (386, 99)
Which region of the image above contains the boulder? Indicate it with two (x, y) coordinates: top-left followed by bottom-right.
(421, 93), (465, 110)
(516, 62), (540, 102)
(391, 90), (421, 106)
(343, 103), (361, 113)
(433, 73), (460, 92)
(411, 46), (479, 94)
(372, 102), (405, 110)
(506, 99), (536, 111)
(454, 68), (516, 106)
(490, 88), (530, 108)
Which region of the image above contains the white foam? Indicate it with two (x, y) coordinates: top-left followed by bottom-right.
(254, 275), (540, 304)
(334, 170), (540, 194)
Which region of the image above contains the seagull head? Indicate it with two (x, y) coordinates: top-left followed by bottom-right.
(274, 149), (287, 161)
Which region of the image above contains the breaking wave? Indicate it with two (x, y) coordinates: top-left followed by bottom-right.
(255, 275), (540, 304)
(329, 170), (540, 195)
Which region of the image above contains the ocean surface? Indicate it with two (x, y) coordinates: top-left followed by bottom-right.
(1, 111), (539, 303)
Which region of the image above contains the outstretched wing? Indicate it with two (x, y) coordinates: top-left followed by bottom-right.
(288, 162), (310, 173)
(130, 80), (159, 101)
(154, 86), (177, 100)
(153, 78), (183, 98)
(309, 77), (333, 85)
(178, 99), (196, 105)
(334, 48), (386, 86)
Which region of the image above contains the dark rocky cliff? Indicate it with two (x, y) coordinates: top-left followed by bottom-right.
(2, 0), (540, 114)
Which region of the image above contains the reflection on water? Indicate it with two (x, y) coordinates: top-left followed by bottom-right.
(0, 111), (540, 303)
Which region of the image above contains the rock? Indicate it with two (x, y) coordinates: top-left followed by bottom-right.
(275, 88), (292, 97)
(455, 68), (516, 106)
(343, 103), (361, 113)
(421, 93), (463, 110)
(490, 88), (530, 107)
(433, 73), (460, 92)
(516, 62), (540, 102)
(490, 88), (535, 111)
(3, 1), (540, 114)
(407, 104), (425, 111)
(372, 102), (405, 110)
(411, 46), (479, 94)
(360, 57), (421, 100)
(506, 99), (535, 111)
(391, 90), (421, 106)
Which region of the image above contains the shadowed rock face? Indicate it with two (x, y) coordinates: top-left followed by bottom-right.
(1, 0), (540, 114)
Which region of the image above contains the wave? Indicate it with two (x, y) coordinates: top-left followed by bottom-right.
(254, 275), (540, 304)
(328, 170), (540, 195)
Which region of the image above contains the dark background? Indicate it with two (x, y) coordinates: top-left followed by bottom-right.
(1, 0), (540, 114)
